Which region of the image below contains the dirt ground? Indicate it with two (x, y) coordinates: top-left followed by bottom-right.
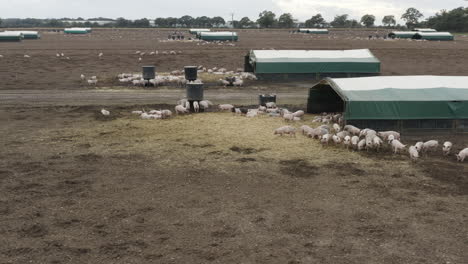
(1, 28), (468, 263)
(0, 106), (467, 264)
(0, 28), (467, 90)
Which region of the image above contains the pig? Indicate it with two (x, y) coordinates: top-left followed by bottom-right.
(292, 110), (305, 118)
(343, 125), (361, 135)
(283, 114), (294, 121)
(161, 110), (172, 119)
(378, 131), (401, 140)
(320, 134), (331, 145)
(336, 131), (350, 139)
(391, 139), (406, 154)
(332, 135), (342, 144)
(343, 136), (351, 149)
(415, 142), (424, 152)
(351, 136), (360, 149)
(456, 148), (468, 162)
(409, 146), (419, 161)
(300, 125), (314, 135)
(175, 105), (188, 114)
(219, 104), (234, 111)
(274, 126), (296, 137)
(442, 141), (453, 156)
(333, 123), (341, 133)
(358, 139), (366, 151)
(372, 136), (383, 151)
(266, 102), (276, 108)
(422, 140), (439, 153)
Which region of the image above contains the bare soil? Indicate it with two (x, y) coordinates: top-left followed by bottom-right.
(0, 106), (467, 263)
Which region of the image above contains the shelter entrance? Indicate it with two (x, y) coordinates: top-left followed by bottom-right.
(307, 83), (344, 113)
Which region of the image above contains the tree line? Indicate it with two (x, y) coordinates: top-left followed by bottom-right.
(0, 7), (467, 32)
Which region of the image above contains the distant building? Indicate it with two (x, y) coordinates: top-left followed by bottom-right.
(61, 20), (116, 26)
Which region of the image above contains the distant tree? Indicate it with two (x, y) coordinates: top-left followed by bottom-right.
(360, 14), (375, 27)
(257, 10), (277, 28)
(347, 19), (360, 28)
(382, 15), (396, 27)
(166, 17), (178, 27)
(401, 7), (424, 28)
(238, 17), (254, 28)
(178, 15), (194, 27)
(426, 7), (468, 32)
(133, 18), (150, 27)
(46, 19), (64, 27)
(154, 18), (168, 27)
(330, 14), (349, 27)
(211, 16), (226, 27)
(305, 14), (326, 28)
(0, 18), (2, 27)
(278, 13), (294, 28)
(116, 17), (131, 27)
(195, 16), (212, 27)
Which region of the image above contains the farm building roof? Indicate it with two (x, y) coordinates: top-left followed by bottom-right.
(414, 28), (437, 32)
(298, 28), (329, 33)
(250, 49), (378, 63)
(249, 49), (380, 74)
(413, 32), (454, 40)
(5, 31), (40, 39)
(189, 29), (210, 33)
(0, 31), (23, 41)
(64, 28), (91, 34)
(199, 32), (237, 36)
(0, 32), (22, 37)
(199, 31), (238, 41)
(310, 76), (468, 120)
(388, 31), (417, 38)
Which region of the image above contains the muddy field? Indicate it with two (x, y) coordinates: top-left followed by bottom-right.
(0, 28), (467, 90)
(0, 106), (467, 263)
(1, 28), (468, 263)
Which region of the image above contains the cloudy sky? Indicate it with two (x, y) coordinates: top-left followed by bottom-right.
(0, 0), (466, 23)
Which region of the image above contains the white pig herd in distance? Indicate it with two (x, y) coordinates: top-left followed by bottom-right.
(115, 66), (256, 88)
(196, 40), (236, 47)
(134, 50), (182, 56)
(131, 109), (173, 120)
(275, 112), (468, 162)
(80, 74), (98, 85)
(218, 101), (306, 121)
(116, 73), (188, 87)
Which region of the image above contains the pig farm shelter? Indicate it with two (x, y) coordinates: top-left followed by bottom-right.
(307, 76), (468, 132)
(245, 49), (380, 81)
(198, 31), (238, 41)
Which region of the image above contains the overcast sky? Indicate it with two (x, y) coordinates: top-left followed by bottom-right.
(0, 0), (466, 24)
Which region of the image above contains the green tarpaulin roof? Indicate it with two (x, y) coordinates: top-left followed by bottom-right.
(251, 49), (378, 63)
(250, 49), (380, 74)
(388, 31), (417, 37)
(316, 76), (468, 120)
